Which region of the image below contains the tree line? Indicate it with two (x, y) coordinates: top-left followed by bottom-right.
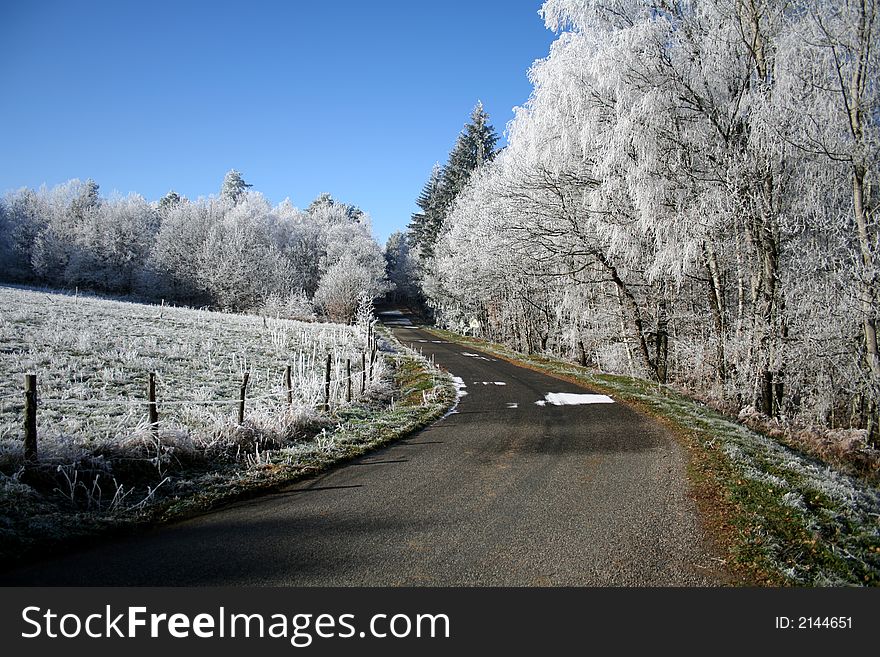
(0, 171), (387, 322)
(402, 0), (880, 443)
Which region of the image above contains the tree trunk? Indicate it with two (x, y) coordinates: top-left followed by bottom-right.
(853, 164), (880, 443)
(655, 297), (669, 385)
(845, 2), (879, 442)
(596, 251), (659, 381)
(704, 243), (727, 382)
(761, 370), (774, 417)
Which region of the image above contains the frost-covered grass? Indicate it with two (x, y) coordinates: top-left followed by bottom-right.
(1, 285), (378, 428)
(0, 286), (459, 566)
(427, 327), (880, 587)
(0, 286), (384, 472)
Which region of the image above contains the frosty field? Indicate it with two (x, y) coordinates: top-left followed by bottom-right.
(0, 285), (382, 462)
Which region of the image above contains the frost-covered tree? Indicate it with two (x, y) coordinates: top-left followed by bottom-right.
(145, 199), (213, 303)
(314, 252), (386, 323)
(63, 194), (160, 292)
(157, 189), (183, 215)
(306, 192), (335, 214)
(0, 187), (44, 281)
(220, 169), (252, 204)
(424, 0), (880, 440)
(30, 179), (102, 284)
(409, 103), (498, 264)
(442, 101), (498, 201)
(772, 0), (880, 436)
(409, 164), (445, 261)
(1, 177), (386, 319)
(307, 192), (365, 224)
(384, 230), (419, 305)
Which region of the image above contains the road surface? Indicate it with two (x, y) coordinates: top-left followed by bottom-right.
(1, 313), (725, 585)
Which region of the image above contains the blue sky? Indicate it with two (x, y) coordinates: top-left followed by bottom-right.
(0, 0), (556, 244)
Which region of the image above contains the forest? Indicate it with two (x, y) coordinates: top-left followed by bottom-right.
(0, 171), (387, 323)
(401, 0), (880, 444)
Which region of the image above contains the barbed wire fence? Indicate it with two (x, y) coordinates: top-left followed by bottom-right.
(3, 334), (384, 463)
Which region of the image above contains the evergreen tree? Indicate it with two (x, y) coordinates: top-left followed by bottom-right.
(307, 192), (365, 224)
(158, 190), (183, 215)
(220, 169), (252, 203)
(70, 179), (101, 220)
(409, 102), (498, 261)
(408, 163), (445, 259)
(441, 101), (498, 201)
(307, 192), (335, 214)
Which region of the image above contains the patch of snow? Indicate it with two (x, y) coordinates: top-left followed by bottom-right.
(537, 392), (614, 406)
(461, 352), (494, 361)
(451, 376), (468, 397)
(506, 402), (519, 409)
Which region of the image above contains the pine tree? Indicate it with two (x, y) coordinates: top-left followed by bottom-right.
(220, 169), (252, 203)
(158, 190), (183, 215)
(409, 163), (445, 259)
(307, 192), (335, 214)
(307, 192), (365, 224)
(409, 102), (498, 261)
(70, 179), (101, 221)
(441, 101), (498, 201)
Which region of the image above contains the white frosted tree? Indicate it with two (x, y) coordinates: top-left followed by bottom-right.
(220, 169), (252, 204)
(424, 0), (878, 438)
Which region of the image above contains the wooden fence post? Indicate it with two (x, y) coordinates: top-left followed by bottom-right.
(369, 341), (378, 382)
(346, 358), (352, 403)
(285, 364), (293, 405)
(361, 352), (366, 394)
(24, 374), (37, 463)
(323, 353), (332, 412)
(148, 372), (159, 437)
(239, 372), (250, 424)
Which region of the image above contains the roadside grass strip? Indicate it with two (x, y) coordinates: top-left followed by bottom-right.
(427, 328), (880, 586)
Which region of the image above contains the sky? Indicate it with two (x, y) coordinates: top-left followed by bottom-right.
(0, 0), (557, 244)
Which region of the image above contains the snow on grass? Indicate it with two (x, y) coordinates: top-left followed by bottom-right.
(0, 285), (387, 475)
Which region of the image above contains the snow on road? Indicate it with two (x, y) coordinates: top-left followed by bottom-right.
(535, 392), (614, 406)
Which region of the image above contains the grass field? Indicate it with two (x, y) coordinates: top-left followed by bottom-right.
(0, 286), (459, 564)
(0, 285), (383, 470)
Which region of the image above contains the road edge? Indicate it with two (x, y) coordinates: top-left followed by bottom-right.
(421, 326), (880, 587)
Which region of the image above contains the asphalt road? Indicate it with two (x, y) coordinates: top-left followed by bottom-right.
(1, 313), (725, 585)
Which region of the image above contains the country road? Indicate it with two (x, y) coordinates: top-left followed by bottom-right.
(1, 312), (726, 586)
